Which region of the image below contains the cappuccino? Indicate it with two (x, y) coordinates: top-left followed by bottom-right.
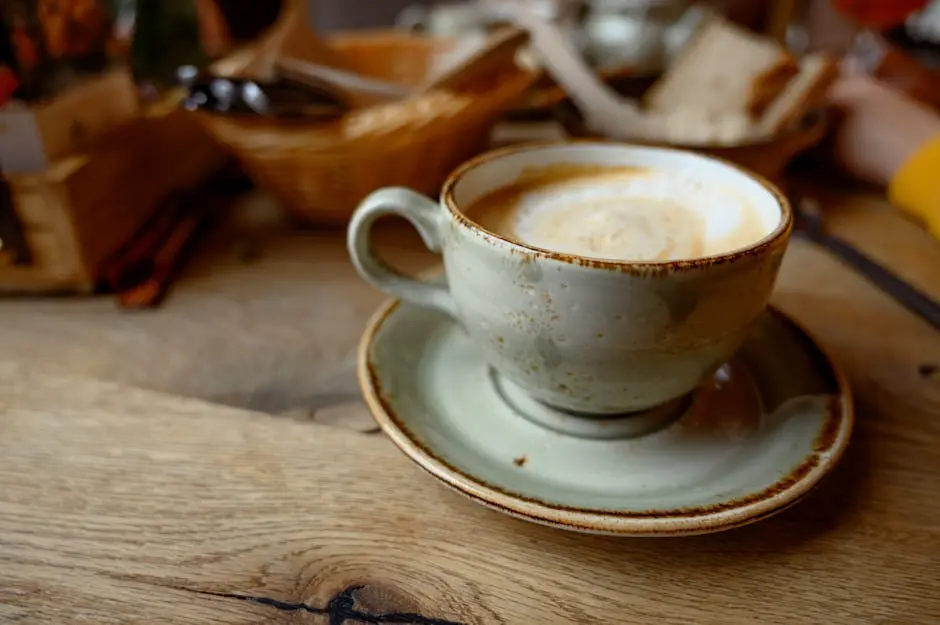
(465, 165), (775, 262)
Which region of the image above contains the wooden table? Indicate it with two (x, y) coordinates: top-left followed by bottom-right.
(1, 124), (939, 623)
(0, 193), (426, 422)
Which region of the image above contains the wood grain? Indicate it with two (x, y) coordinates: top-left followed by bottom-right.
(0, 192), (436, 418)
(0, 362), (938, 625)
(0, 121), (939, 622)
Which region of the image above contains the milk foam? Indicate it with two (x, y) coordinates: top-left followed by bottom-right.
(468, 168), (773, 262)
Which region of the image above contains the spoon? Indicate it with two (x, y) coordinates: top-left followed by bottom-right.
(180, 67), (346, 120)
(275, 56), (411, 107)
(503, 6), (668, 141)
(239, 79), (346, 118)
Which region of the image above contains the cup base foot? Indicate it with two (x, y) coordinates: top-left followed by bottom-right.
(488, 367), (692, 440)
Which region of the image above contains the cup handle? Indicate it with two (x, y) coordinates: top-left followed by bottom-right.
(347, 187), (459, 320)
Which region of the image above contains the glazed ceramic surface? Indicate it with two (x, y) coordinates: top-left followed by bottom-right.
(348, 142), (792, 414)
(358, 294), (853, 536)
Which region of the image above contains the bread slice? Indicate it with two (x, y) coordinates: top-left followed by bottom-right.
(645, 15), (797, 122)
(755, 52), (838, 135)
(749, 56), (801, 118)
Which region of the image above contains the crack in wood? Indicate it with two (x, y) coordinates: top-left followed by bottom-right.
(189, 585), (464, 625)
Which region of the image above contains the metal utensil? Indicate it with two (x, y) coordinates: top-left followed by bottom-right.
(180, 71), (346, 120)
(275, 56), (411, 106)
(795, 196), (940, 331)
(238, 78), (347, 118)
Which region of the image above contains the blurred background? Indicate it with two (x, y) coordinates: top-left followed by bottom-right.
(0, 0), (936, 420)
(0, 0), (937, 304)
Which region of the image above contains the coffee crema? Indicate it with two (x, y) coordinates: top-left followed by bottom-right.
(463, 165), (773, 262)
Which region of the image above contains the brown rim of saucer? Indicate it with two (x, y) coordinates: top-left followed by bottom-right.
(441, 140), (794, 275)
(356, 294), (855, 536)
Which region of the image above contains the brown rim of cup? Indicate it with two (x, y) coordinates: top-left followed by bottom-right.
(441, 140), (794, 274)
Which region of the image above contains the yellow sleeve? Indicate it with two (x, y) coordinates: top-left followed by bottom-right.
(888, 134), (940, 239)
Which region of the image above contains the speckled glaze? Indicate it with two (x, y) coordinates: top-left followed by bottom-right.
(348, 142), (792, 414)
(357, 294), (854, 536)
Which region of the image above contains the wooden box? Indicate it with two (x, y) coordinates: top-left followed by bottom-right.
(0, 69), (141, 174)
(0, 100), (228, 294)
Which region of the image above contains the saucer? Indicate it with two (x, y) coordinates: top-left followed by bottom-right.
(358, 297), (853, 537)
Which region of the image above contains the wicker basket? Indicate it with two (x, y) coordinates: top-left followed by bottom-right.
(195, 31), (537, 225)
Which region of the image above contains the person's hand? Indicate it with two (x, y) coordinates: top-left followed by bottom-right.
(827, 72), (940, 186)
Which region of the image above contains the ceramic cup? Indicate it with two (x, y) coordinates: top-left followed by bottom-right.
(347, 142), (792, 415)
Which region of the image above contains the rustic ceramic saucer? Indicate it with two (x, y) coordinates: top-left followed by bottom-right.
(358, 294), (853, 537)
